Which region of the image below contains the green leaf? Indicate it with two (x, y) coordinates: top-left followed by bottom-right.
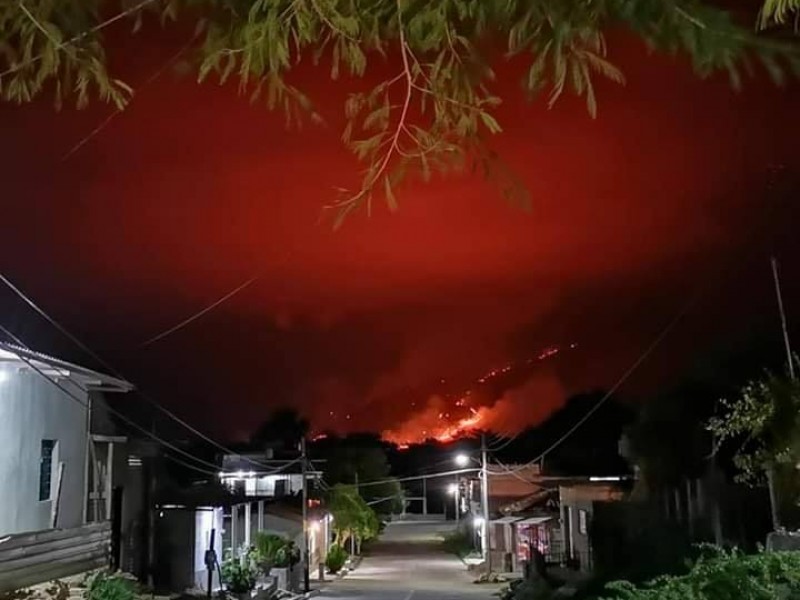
(479, 111), (502, 134)
(384, 176), (398, 212)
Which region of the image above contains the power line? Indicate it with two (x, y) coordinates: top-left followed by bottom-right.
(140, 274), (260, 347)
(0, 325), (226, 473)
(356, 467), (480, 489)
(0, 273), (281, 472)
(494, 296), (696, 476)
(1, 0), (160, 80)
(62, 32), (199, 162)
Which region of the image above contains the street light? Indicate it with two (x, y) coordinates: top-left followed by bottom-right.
(448, 482), (461, 527)
(454, 453), (470, 467)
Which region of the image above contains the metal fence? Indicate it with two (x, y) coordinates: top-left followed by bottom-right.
(0, 522), (111, 592)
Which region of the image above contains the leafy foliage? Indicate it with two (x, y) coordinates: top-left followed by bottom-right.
(313, 433), (404, 514)
(325, 543), (348, 574)
(220, 548), (260, 594)
(252, 531), (300, 570)
(84, 573), (136, 600)
(707, 368), (800, 487)
(2, 1), (799, 220)
(759, 0), (800, 29)
(327, 483), (380, 552)
(598, 547), (800, 600)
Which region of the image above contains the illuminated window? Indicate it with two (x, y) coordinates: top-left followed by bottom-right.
(39, 440), (56, 501)
(578, 509), (588, 535)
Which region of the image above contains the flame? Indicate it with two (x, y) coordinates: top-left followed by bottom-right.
(382, 343), (575, 446)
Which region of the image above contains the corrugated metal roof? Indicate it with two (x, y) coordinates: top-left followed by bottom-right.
(0, 341), (133, 392)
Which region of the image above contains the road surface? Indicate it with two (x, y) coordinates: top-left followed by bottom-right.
(316, 518), (500, 600)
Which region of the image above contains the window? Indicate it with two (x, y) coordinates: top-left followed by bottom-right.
(578, 509), (588, 535)
(39, 440), (56, 501)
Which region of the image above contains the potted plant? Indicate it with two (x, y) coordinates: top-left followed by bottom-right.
(220, 548), (259, 600)
(253, 532), (287, 576)
(275, 541), (302, 591)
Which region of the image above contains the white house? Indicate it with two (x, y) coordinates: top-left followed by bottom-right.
(219, 453), (322, 498)
(0, 342), (133, 537)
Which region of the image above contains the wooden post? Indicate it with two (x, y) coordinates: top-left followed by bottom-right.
(257, 500), (264, 532)
(105, 443), (115, 521)
(50, 462), (65, 528)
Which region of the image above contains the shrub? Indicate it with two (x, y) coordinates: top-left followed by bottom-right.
(597, 547), (800, 599)
(253, 532), (287, 572)
(325, 544), (348, 574)
(220, 549), (259, 594)
(274, 540), (301, 568)
(85, 573), (136, 600)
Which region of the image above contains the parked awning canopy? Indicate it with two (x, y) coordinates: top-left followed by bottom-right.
(516, 516), (553, 526)
(491, 516), (522, 524)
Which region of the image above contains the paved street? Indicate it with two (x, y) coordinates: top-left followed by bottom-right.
(316, 518), (499, 600)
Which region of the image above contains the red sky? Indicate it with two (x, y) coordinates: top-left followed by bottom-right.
(1, 20), (799, 440)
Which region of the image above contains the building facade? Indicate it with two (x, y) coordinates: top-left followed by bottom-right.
(0, 343), (132, 537)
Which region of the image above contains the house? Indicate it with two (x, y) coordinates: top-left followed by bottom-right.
(0, 342), (133, 591)
(154, 488), (330, 594)
(559, 481), (626, 572)
(219, 452), (323, 498)
(0, 342), (133, 536)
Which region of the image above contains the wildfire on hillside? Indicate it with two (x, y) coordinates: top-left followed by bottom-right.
(383, 343), (574, 447)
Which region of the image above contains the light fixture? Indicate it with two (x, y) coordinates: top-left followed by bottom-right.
(454, 454), (469, 467)
(447, 483), (458, 495)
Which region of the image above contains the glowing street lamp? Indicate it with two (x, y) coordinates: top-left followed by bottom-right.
(454, 453), (470, 467)
(447, 483), (458, 494)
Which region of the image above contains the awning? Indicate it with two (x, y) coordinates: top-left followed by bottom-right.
(491, 516), (522, 524)
(515, 516), (553, 526)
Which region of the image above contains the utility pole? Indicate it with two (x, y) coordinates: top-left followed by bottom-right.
(454, 476), (460, 528)
(772, 257), (795, 379)
(350, 471), (361, 560)
(481, 434), (491, 573)
(301, 437), (310, 592)
(422, 476), (428, 515)
(769, 256), (794, 532)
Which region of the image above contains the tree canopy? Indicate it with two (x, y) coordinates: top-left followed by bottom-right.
(2, 0), (798, 222)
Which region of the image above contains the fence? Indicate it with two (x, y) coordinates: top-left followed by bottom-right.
(0, 522), (111, 592)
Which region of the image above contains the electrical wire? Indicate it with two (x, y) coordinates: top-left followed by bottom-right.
(0, 326), (226, 473)
(62, 32), (199, 162)
(1, 0), (160, 79)
(355, 467), (480, 489)
(0, 273), (285, 473)
(140, 274), (260, 347)
(487, 297), (696, 476)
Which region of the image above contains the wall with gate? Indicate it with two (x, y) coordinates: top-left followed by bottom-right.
(0, 522), (110, 592)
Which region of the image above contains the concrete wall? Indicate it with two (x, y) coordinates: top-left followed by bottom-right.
(0, 369), (88, 536)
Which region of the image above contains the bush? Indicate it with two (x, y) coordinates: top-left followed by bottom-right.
(441, 529), (472, 558)
(597, 547), (800, 599)
(85, 573), (136, 600)
(325, 544), (348, 574)
(220, 549), (259, 594)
